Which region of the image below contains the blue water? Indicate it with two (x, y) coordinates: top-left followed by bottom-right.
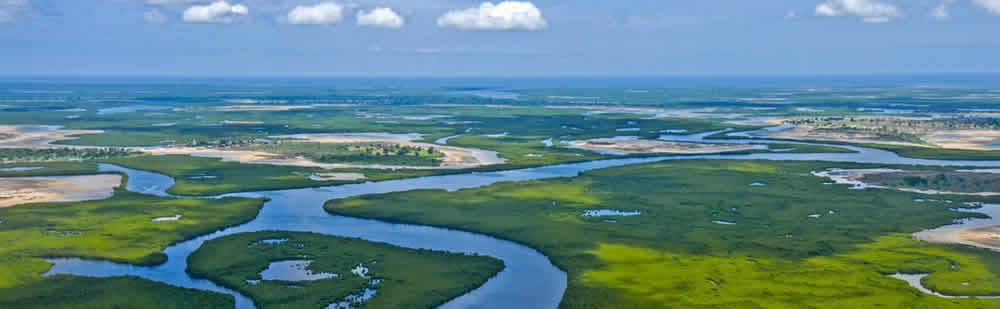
(43, 129), (1000, 309)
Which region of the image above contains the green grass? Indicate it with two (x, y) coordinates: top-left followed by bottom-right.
(325, 160), (1000, 308)
(187, 231), (504, 309)
(0, 189), (266, 288)
(0, 275), (234, 309)
(0, 161), (99, 177)
(0, 148), (139, 163)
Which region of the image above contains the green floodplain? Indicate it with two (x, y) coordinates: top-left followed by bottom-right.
(325, 160), (1000, 308)
(4, 80), (1000, 308)
(188, 231), (504, 309)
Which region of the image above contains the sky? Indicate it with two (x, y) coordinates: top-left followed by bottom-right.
(1, 0), (999, 77)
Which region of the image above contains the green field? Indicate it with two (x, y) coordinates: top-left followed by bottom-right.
(0, 184), (266, 307)
(0, 275), (234, 309)
(187, 231), (504, 309)
(326, 160), (1000, 308)
(0, 161), (99, 177)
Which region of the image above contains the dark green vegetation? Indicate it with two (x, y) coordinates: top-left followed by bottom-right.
(235, 141), (444, 166)
(860, 170), (1000, 193)
(0, 147), (139, 163)
(0, 187), (265, 300)
(188, 231), (504, 309)
(0, 275), (234, 309)
(326, 160), (1000, 308)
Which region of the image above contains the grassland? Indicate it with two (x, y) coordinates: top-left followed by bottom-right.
(187, 231), (504, 309)
(0, 275), (234, 309)
(326, 160), (1000, 308)
(0, 161), (99, 177)
(0, 148), (139, 163)
(0, 184), (266, 307)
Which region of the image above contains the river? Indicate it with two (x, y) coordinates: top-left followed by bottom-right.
(44, 129), (1000, 309)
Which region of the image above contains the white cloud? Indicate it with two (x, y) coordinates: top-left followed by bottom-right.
(183, 1), (248, 24)
(784, 10), (798, 20)
(930, 5), (950, 21)
(815, 0), (902, 23)
(284, 2), (344, 25)
(147, 0), (211, 4)
(357, 7), (404, 29)
(975, 0), (1000, 15)
(0, 0), (28, 23)
(437, 1), (547, 31)
(144, 9), (168, 24)
(930, 0), (957, 21)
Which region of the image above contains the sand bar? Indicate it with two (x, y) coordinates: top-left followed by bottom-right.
(0, 174), (121, 207)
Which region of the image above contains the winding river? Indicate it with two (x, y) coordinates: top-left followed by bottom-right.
(43, 129), (1000, 309)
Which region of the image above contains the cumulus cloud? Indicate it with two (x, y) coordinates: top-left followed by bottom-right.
(784, 10), (798, 20)
(357, 7), (404, 28)
(182, 1), (248, 24)
(815, 0), (902, 23)
(283, 2), (344, 25)
(144, 9), (168, 24)
(437, 1), (547, 31)
(0, 0), (28, 23)
(975, 0), (1000, 15)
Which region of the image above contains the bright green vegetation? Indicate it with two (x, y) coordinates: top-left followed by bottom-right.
(860, 170), (1000, 193)
(103, 155), (444, 196)
(187, 231), (505, 309)
(0, 147), (139, 163)
(0, 275), (234, 309)
(0, 161), (98, 177)
(326, 160), (1000, 308)
(235, 141), (444, 167)
(0, 189), (266, 289)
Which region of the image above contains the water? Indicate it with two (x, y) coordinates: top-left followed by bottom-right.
(44, 128), (1000, 309)
(97, 105), (170, 115)
(259, 260), (338, 281)
(0, 166), (43, 172)
(582, 209), (641, 217)
(914, 203), (1000, 252)
(448, 89), (521, 100)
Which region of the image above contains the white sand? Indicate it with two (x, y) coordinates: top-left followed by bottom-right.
(566, 136), (763, 155)
(142, 132), (506, 170)
(0, 125), (103, 149)
(0, 174), (121, 207)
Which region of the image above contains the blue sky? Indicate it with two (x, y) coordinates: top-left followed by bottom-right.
(1, 0), (999, 76)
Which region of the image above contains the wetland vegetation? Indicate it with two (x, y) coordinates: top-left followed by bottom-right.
(5, 79), (1000, 308)
(187, 231), (504, 309)
(326, 160), (1000, 308)
(0, 185), (266, 307)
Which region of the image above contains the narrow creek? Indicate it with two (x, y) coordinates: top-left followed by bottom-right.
(44, 128), (1000, 308)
